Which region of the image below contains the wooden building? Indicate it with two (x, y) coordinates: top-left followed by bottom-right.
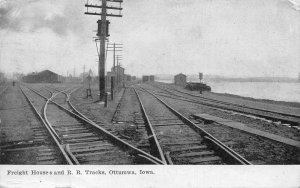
(143, 75), (155, 82)
(149, 75), (155, 82)
(111, 65), (125, 84)
(106, 71), (116, 88)
(22, 70), (64, 83)
(0, 72), (5, 83)
(174, 73), (187, 86)
(125, 74), (131, 82)
(142, 75), (149, 82)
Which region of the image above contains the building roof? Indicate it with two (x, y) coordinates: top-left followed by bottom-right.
(27, 70), (58, 76)
(175, 73), (186, 77)
(38, 70), (58, 75)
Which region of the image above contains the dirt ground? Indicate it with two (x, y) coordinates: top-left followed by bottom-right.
(70, 82), (300, 164)
(0, 84), (65, 164)
(155, 82), (300, 116)
(0, 85), (33, 143)
(1, 81), (299, 164)
(141, 83), (300, 164)
(69, 84), (151, 153)
(147, 83), (300, 141)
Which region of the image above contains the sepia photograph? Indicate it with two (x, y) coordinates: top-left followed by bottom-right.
(0, 0), (299, 187)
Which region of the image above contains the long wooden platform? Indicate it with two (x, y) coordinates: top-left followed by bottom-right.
(192, 113), (300, 148)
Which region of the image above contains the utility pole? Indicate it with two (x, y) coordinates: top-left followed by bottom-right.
(113, 43), (115, 69)
(83, 65), (86, 86)
(85, 0), (123, 101)
(106, 43), (123, 86)
(98, 0), (107, 101)
(115, 55), (121, 84)
(115, 55), (122, 84)
(106, 43), (123, 70)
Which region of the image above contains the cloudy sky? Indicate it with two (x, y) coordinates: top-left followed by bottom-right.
(0, 0), (299, 77)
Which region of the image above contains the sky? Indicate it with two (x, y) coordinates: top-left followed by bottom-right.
(0, 0), (299, 77)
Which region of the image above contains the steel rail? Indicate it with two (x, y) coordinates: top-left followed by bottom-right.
(138, 85), (252, 165)
(151, 84), (300, 126)
(43, 88), (73, 143)
(19, 86), (74, 165)
(26, 86), (165, 165)
(43, 87), (54, 97)
(42, 87), (81, 165)
(111, 87), (126, 122)
(132, 87), (167, 164)
(0, 84), (8, 96)
(159, 83), (300, 119)
(47, 86), (98, 123)
(65, 87), (166, 165)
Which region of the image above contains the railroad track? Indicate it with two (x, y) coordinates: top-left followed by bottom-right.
(0, 83), (9, 96)
(112, 87), (126, 123)
(133, 85), (251, 165)
(20, 85), (164, 165)
(66, 86), (164, 163)
(148, 83), (300, 128)
(19, 85), (71, 164)
(106, 86), (166, 163)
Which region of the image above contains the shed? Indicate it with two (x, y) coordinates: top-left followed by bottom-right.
(106, 72), (116, 88)
(125, 74), (131, 82)
(149, 75), (155, 82)
(142, 75), (149, 82)
(174, 73), (187, 86)
(22, 70), (63, 83)
(111, 65), (125, 84)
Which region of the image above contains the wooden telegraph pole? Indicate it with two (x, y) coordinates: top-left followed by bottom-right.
(85, 0), (123, 101)
(106, 43), (123, 69)
(106, 43), (123, 99)
(115, 55), (122, 84)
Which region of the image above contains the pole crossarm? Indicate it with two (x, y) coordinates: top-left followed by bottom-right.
(85, 0), (123, 101)
(107, 0), (123, 2)
(85, 12), (122, 17)
(85, 4), (123, 10)
(107, 47), (123, 49)
(94, 38), (109, 41)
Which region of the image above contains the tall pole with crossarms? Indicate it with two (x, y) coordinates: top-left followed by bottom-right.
(85, 0), (123, 101)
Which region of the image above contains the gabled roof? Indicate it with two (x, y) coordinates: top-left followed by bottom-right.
(175, 73), (186, 77)
(38, 70), (56, 75)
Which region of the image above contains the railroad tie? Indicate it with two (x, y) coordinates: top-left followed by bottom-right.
(176, 151), (215, 158)
(189, 156), (222, 164)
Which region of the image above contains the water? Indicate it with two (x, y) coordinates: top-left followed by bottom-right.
(157, 79), (300, 103)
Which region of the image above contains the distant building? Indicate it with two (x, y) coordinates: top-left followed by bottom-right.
(142, 75), (149, 82)
(12, 72), (24, 81)
(149, 75), (155, 82)
(0, 72), (4, 81)
(142, 75), (155, 82)
(111, 65), (125, 84)
(185, 82), (211, 92)
(125, 74), (131, 82)
(106, 71), (116, 88)
(174, 73), (187, 86)
(132, 76), (136, 81)
(22, 70), (64, 83)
